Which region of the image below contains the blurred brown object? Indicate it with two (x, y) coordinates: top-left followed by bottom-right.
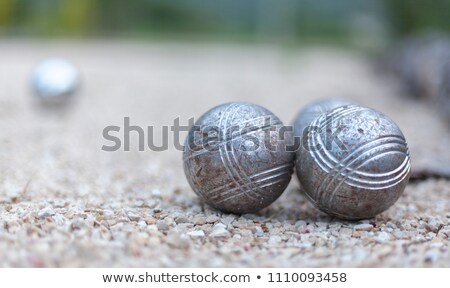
(438, 60), (450, 123)
(389, 33), (450, 101)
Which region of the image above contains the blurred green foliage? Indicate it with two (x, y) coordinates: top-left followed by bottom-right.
(0, 0), (448, 42)
(385, 0), (450, 36)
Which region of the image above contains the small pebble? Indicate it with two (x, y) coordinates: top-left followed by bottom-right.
(193, 216), (206, 225)
(156, 221), (170, 231)
(175, 217), (190, 224)
(294, 220), (307, 228)
(339, 227), (353, 236)
(424, 249), (440, 263)
(209, 223), (230, 238)
(38, 208), (55, 219)
(394, 230), (406, 239)
(386, 222), (397, 229)
(315, 222), (328, 229)
(52, 213), (66, 226)
(187, 230), (205, 237)
(298, 226), (310, 234)
(151, 190), (162, 197)
(221, 216), (235, 226)
(268, 235), (282, 244)
(254, 226), (265, 237)
(71, 218), (86, 230)
(102, 210), (115, 220)
(213, 223), (227, 230)
(375, 232), (391, 243)
(205, 215), (220, 223)
(354, 224), (373, 231)
(127, 212), (141, 222)
(166, 231), (189, 249)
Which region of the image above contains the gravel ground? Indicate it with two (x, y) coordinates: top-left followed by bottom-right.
(0, 41), (449, 267)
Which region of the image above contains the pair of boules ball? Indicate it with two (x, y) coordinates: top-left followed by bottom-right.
(184, 99), (411, 220)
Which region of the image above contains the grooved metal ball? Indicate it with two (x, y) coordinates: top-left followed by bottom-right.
(293, 98), (357, 139)
(32, 58), (80, 104)
(391, 35), (450, 99)
(183, 102), (294, 214)
(296, 105), (411, 220)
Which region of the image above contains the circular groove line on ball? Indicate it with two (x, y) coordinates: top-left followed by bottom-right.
(312, 135), (409, 186)
(184, 117), (283, 160)
(310, 107), (407, 175)
(313, 133), (409, 188)
(305, 107), (410, 206)
(311, 133), (406, 175)
(329, 152), (410, 188)
(312, 137), (410, 205)
(334, 155), (410, 188)
(316, 105), (367, 134)
(313, 136), (410, 203)
(213, 103), (292, 204)
(208, 162), (292, 202)
(324, 148), (410, 206)
(216, 103), (259, 203)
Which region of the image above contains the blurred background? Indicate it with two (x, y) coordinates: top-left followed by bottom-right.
(1, 0), (450, 268)
(0, 0), (449, 48)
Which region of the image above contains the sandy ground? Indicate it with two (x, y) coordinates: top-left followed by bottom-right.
(0, 40), (449, 267)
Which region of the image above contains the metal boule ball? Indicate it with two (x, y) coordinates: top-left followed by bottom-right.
(183, 102), (295, 214)
(32, 58), (80, 105)
(296, 104), (411, 220)
(292, 98), (357, 139)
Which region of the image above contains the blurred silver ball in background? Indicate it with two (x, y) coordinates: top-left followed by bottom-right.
(292, 98), (357, 139)
(296, 104), (411, 220)
(32, 58), (80, 104)
(183, 102), (294, 214)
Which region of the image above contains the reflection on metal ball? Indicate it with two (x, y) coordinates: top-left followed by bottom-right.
(183, 102), (294, 214)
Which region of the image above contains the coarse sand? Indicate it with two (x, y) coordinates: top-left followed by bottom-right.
(0, 41), (449, 267)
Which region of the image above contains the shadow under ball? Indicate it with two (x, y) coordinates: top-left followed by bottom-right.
(292, 98), (357, 139)
(296, 105), (411, 220)
(183, 102), (295, 214)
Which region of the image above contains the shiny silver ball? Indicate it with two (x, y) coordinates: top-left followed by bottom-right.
(296, 105), (411, 220)
(293, 98), (356, 139)
(32, 58), (80, 104)
(183, 102), (294, 214)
